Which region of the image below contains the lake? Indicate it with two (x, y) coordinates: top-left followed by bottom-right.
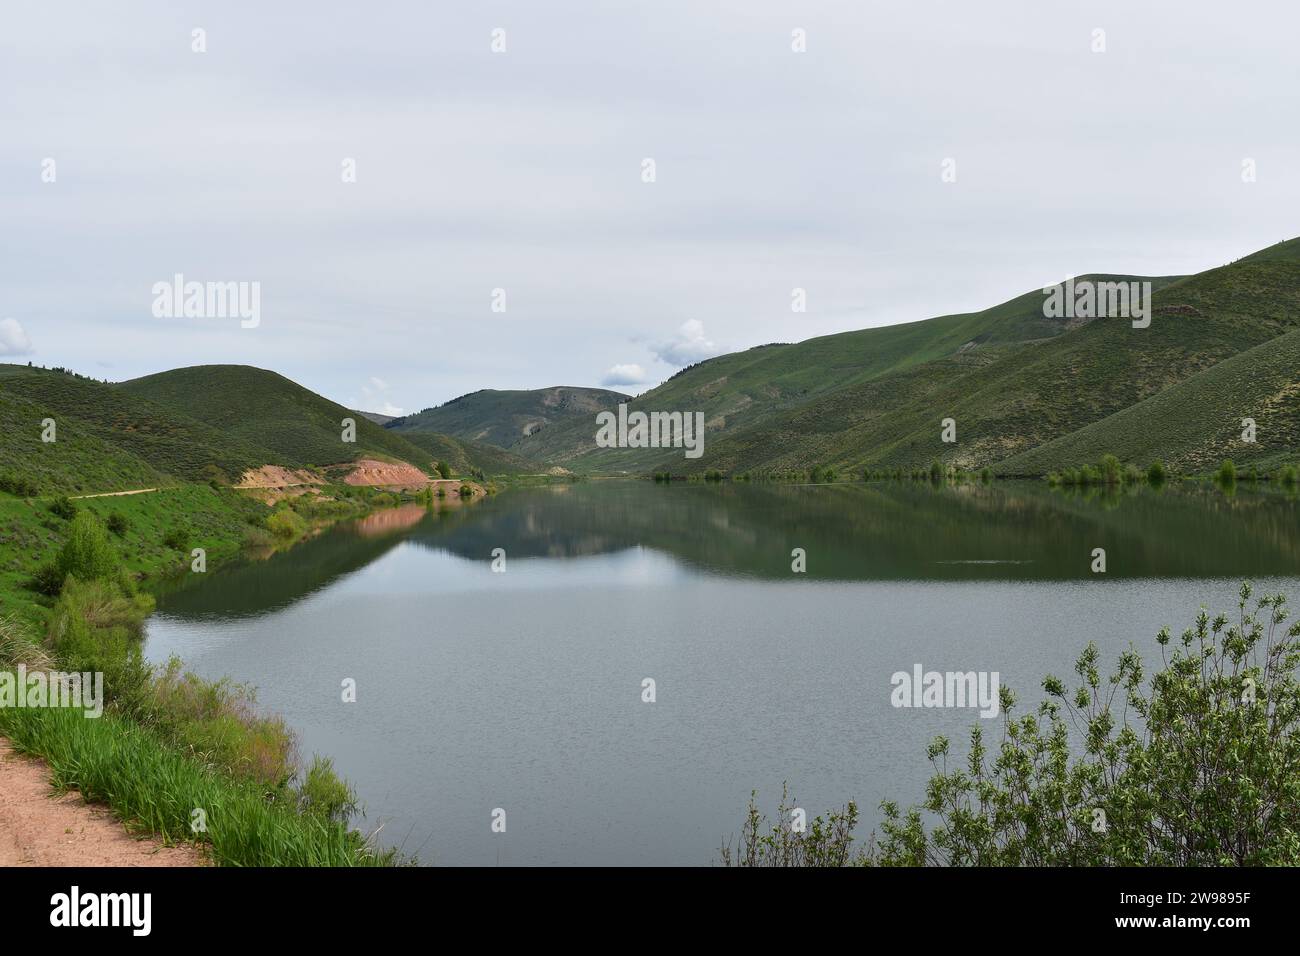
(143, 479), (1300, 865)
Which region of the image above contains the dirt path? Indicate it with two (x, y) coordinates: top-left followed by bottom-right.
(69, 488), (159, 499)
(0, 738), (205, 867)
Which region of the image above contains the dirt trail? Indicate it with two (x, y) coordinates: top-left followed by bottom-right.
(0, 738), (205, 867)
(70, 488), (159, 499)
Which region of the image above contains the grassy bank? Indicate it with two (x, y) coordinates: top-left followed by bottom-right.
(0, 482), (414, 866)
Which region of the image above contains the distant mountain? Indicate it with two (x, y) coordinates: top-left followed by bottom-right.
(355, 410), (396, 426)
(387, 386), (628, 450)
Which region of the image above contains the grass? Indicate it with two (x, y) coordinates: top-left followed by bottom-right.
(0, 705), (392, 866)
(0, 489), (413, 866)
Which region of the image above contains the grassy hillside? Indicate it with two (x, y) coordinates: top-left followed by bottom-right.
(681, 253), (1300, 476)
(511, 274), (1185, 468)
(389, 386), (628, 450)
(0, 364), (274, 491)
(121, 365), (436, 473)
(996, 327), (1300, 476)
(395, 429), (541, 476)
(517, 240), (1299, 476)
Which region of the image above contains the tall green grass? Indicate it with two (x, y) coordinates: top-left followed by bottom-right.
(0, 706), (393, 867)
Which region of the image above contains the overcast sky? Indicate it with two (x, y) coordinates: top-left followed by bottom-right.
(2, 0), (1297, 414)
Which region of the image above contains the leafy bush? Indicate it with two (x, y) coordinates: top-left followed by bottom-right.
(106, 512), (129, 536)
(163, 526), (190, 551)
(1098, 454), (1122, 484)
(266, 507), (307, 539)
(298, 756), (359, 823)
(147, 658), (297, 788)
(435, 461), (452, 480)
(1147, 460), (1167, 485)
(46, 577), (153, 713)
(731, 584), (1300, 866)
(48, 496), (78, 520)
(29, 562), (66, 597)
(57, 511), (120, 582)
(1218, 459), (1238, 484)
(0, 472), (39, 497)
(719, 784), (859, 867)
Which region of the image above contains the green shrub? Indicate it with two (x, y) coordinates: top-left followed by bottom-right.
(435, 461), (451, 480)
(46, 577), (153, 713)
(731, 584), (1300, 866)
(1218, 459), (1238, 483)
(146, 658), (297, 788)
(106, 512), (130, 536)
(29, 561), (66, 597)
(266, 507), (307, 539)
(719, 784), (858, 867)
(57, 511), (120, 582)
(1098, 454), (1122, 485)
(48, 496), (78, 520)
(1147, 460), (1167, 485)
(163, 526), (190, 551)
(0, 472), (39, 497)
(298, 756), (359, 823)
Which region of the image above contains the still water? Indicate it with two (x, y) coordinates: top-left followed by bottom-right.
(144, 480), (1300, 865)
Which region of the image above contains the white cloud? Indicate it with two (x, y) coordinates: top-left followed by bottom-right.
(358, 377), (403, 416)
(601, 363), (647, 387)
(0, 318), (33, 356)
(652, 319), (719, 367)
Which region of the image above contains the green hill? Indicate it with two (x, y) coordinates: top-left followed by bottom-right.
(680, 253), (1300, 476)
(995, 327), (1300, 476)
(0, 364), (274, 491)
(394, 430), (541, 476)
(513, 240), (1300, 477)
(388, 386), (628, 450)
(510, 274), (1186, 469)
(121, 365), (433, 471)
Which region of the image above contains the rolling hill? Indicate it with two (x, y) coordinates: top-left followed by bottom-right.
(508, 273), (1187, 469)
(387, 386), (628, 450)
(0, 364), (272, 491)
(0, 364), (536, 495)
(506, 239), (1300, 476)
(121, 365), (438, 472)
